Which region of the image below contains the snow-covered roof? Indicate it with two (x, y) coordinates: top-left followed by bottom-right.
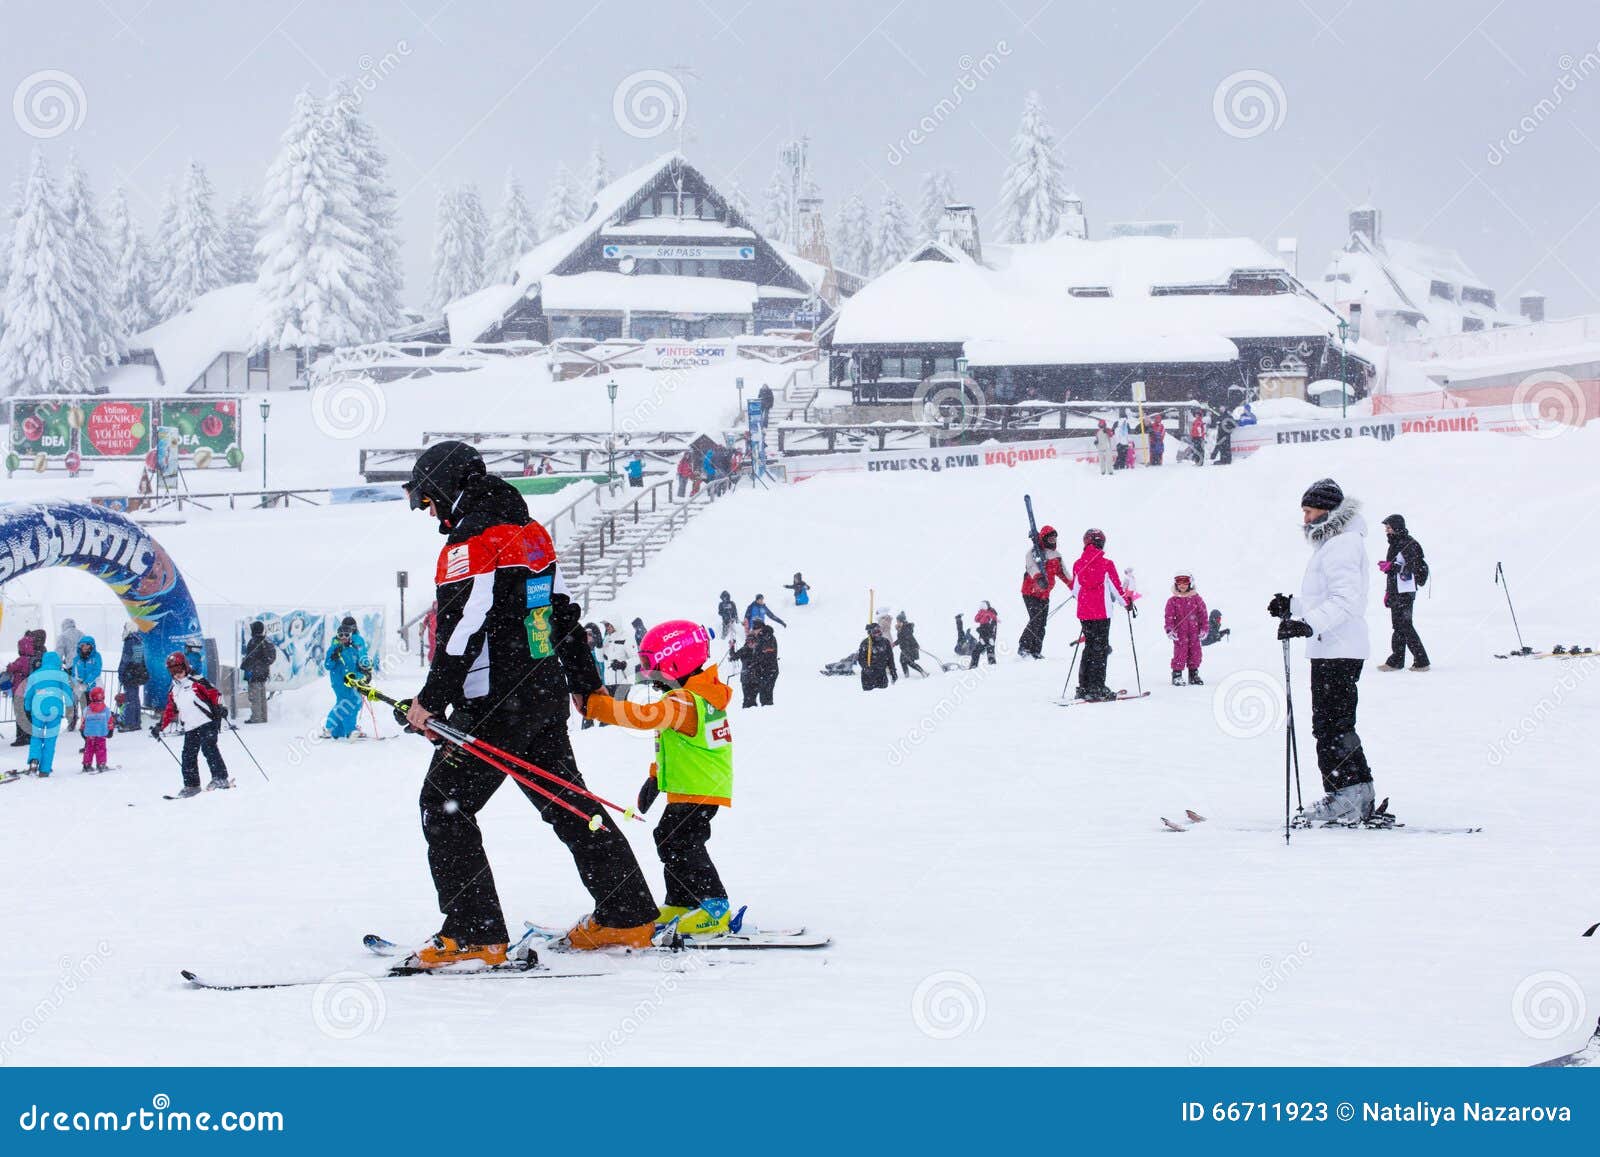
(541, 272), (759, 315)
(1318, 231), (1522, 335)
(129, 283), (260, 391)
(445, 283), (528, 346)
(832, 235), (1341, 361)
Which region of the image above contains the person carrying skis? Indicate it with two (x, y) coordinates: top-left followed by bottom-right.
(401, 439), (659, 963)
(115, 623), (149, 731)
(858, 623), (898, 690)
(744, 594), (786, 632)
(785, 572), (811, 606)
(324, 617), (371, 738)
(152, 651), (232, 796)
(895, 612), (927, 676)
(585, 621), (735, 936)
(1067, 529), (1131, 702)
(1164, 571), (1208, 686)
(80, 686), (115, 772)
(1019, 524), (1067, 659)
(733, 619), (779, 707)
(1269, 477), (1379, 825)
(973, 601), (999, 666)
(240, 620), (276, 724)
(22, 651), (71, 777)
(1377, 513), (1430, 672)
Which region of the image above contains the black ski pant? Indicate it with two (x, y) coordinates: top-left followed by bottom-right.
(741, 673), (776, 707)
(653, 802), (726, 908)
(971, 630), (996, 667)
(1078, 618), (1113, 691)
(419, 707), (657, 944)
(180, 720), (227, 788)
(1386, 593), (1429, 667)
(902, 655), (927, 676)
(1309, 658), (1373, 794)
(1019, 595), (1050, 657)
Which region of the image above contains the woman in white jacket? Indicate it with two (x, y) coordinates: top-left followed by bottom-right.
(1268, 478), (1379, 825)
(600, 622), (637, 702)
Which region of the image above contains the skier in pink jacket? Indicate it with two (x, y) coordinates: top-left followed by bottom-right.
(1066, 529), (1131, 701)
(1164, 571), (1209, 686)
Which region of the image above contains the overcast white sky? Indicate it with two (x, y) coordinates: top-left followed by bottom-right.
(4, 0), (1597, 315)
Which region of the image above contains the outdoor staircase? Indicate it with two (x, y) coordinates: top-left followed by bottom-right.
(555, 478), (726, 611)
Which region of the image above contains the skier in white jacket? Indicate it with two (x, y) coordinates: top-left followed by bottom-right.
(1268, 478), (1378, 825)
(600, 622), (637, 701)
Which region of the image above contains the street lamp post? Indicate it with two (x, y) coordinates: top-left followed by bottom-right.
(258, 396), (271, 499)
(606, 379), (619, 479)
(736, 375), (744, 418)
(1337, 316), (1349, 419)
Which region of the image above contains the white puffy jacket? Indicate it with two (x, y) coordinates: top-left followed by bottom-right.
(601, 632), (636, 682)
(1291, 500), (1371, 661)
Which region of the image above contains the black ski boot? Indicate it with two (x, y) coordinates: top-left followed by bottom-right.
(1187, 668), (1203, 686)
(1172, 670), (1185, 687)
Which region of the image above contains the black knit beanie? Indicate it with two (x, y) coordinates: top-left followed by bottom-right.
(1300, 478), (1344, 510)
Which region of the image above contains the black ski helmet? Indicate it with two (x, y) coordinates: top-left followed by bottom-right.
(1083, 528), (1106, 549)
(405, 440), (487, 531)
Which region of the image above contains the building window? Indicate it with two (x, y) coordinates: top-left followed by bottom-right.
(636, 198), (655, 218)
(656, 193), (677, 216)
(1068, 286), (1112, 298)
(680, 194), (697, 216)
(932, 356), (956, 376)
(700, 199), (721, 221)
(630, 315), (673, 340)
(1461, 286), (1497, 309)
(247, 349), (269, 371)
(1461, 317), (1485, 332)
(1429, 280), (1456, 302)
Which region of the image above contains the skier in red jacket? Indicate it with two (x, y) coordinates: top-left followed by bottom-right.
(1067, 529), (1131, 701)
(1019, 525), (1067, 658)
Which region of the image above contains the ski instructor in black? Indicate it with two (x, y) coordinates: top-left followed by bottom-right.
(401, 441), (658, 968)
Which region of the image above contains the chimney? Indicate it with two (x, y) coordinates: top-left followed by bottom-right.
(1349, 206), (1381, 248)
(938, 203), (982, 264)
(1519, 292), (1546, 323)
(1277, 237), (1299, 278)
(1347, 302), (1363, 344)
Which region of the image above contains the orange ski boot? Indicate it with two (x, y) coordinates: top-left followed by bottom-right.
(564, 914), (655, 951)
(407, 935), (508, 970)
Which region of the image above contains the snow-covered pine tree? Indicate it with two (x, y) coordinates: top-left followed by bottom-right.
(833, 193), (874, 275)
(997, 91), (1070, 244)
(326, 80), (404, 337)
(59, 153), (124, 368)
(105, 184), (155, 335)
(540, 163), (582, 238)
(0, 151), (94, 394)
(429, 184), (487, 311)
(487, 169), (537, 283)
(221, 191), (258, 285)
(761, 165), (793, 246)
(152, 160), (225, 320)
(253, 89), (378, 351)
(917, 169), (955, 239)
(149, 179), (178, 315)
(582, 143), (611, 197)
(726, 178), (752, 225)
(874, 191), (914, 273)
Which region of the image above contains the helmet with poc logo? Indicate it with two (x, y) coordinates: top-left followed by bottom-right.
(637, 620), (713, 683)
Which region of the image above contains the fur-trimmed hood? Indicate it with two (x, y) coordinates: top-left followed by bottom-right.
(1304, 497), (1365, 547)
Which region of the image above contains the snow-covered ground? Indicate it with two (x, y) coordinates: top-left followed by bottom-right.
(1, 423), (1597, 1066)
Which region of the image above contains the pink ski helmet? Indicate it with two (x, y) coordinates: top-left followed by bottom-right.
(638, 620), (713, 683)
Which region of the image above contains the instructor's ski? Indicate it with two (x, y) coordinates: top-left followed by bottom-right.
(1057, 691), (1151, 707)
(1533, 1019), (1600, 1067)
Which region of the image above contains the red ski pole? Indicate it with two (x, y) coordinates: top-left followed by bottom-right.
(452, 735), (609, 832)
(454, 731), (643, 822)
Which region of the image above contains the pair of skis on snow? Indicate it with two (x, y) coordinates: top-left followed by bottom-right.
(181, 911), (830, 991)
(1159, 801), (1482, 836)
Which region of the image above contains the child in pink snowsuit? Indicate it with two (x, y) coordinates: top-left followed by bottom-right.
(1164, 572), (1208, 686)
(80, 685), (115, 771)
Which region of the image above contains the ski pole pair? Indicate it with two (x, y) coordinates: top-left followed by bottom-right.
(153, 716), (270, 782)
(344, 675), (640, 832)
(1273, 596), (1306, 843)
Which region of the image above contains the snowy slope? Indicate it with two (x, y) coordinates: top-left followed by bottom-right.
(1, 428), (1597, 1066)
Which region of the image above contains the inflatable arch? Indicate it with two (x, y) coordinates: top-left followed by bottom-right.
(0, 501), (202, 707)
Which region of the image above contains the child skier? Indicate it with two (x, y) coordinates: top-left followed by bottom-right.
(973, 601), (999, 666)
(153, 652), (233, 797)
(22, 652), (72, 777)
(582, 621), (735, 937)
(1202, 608), (1230, 646)
(80, 686), (116, 772)
(70, 635), (103, 731)
(1164, 571), (1209, 686)
(324, 616), (371, 739)
(785, 572), (811, 606)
